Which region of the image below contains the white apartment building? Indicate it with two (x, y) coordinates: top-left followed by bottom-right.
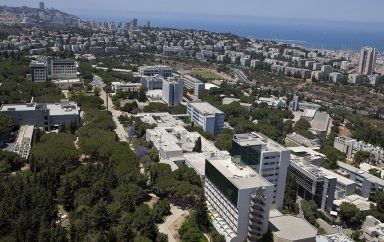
(187, 102), (225, 135)
(334, 136), (384, 164)
(358, 47), (377, 75)
(138, 65), (172, 78)
(231, 133), (290, 210)
(162, 77), (183, 107)
(205, 156), (273, 242)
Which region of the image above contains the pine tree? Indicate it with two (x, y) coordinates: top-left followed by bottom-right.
(192, 137), (202, 153)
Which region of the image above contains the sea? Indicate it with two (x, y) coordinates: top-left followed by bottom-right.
(78, 14), (384, 52)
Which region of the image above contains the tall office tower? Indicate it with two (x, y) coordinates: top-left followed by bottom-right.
(231, 133), (290, 210)
(144, 20), (151, 28)
(162, 77), (183, 107)
(130, 18), (138, 30)
(205, 156), (273, 242)
(358, 47), (377, 75)
(39, 2), (44, 10)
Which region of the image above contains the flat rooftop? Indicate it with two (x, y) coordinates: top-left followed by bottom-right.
(207, 156), (272, 189)
(233, 133), (266, 147)
(47, 102), (79, 116)
(311, 111), (330, 132)
(320, 168), (355, 186)
(188, 102), (223, 115)
(337, 161), (384, 186)
(269, 215), (318, 241)
(0, 103), (37, 111)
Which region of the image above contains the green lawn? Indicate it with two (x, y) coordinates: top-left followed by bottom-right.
(190, 71), (221, 81)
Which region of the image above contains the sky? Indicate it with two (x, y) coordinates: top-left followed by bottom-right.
(2, 0), (384, 24)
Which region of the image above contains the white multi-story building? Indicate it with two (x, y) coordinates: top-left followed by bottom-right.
(30, 58), (78, 82)
(358, 47), (377, 75)
(162, 77), (183, 107)
(187, 102), (225, 135)
(182, 75), (205, 95)
(205, 156), (273, 242)
(138, 65), (172, 77)
(0, 99), (80, 132)
(140, 74), (164, 90)
(334, 136), (384, 165)
(231, 133), (290, 209)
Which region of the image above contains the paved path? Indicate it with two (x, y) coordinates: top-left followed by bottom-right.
(316, 218), (337, 234)
(158, 205), (189, 242)
(100, 90), (127, 142)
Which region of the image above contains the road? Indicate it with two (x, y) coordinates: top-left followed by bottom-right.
(158, 205), (189, 242)
(316, 218), (337, 234)
(233, 68), (252, 85)
(100, 90), (127, 142)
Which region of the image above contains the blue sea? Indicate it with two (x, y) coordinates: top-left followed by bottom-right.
(78, 13), (384, 52)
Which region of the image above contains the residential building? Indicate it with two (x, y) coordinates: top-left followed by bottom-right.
(334, 136), (384, 164)
(329, 72), (343, 83)
(358, 47), (377, 75)
(231, 133), (291, 210)
(205, 156), (273, 242)
(140, 74), (164, 90)
(348, 74), (364, 84)
(0, 99), (80, 131)
(138, 65), (172, 77)
(39, 2), (44, 10)
(187, 102), (225, 135)
(337, 161), (384, 198)
(162, 77), (183, 107)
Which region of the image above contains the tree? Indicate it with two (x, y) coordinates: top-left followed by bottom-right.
(192, 137), (202, 153)
(0, 113), (13, 138)
(91, 201), (111, 231)
(354, 151), (376, 167)
(283, 175), (299, 214)
(301, 200), (317, 225)
(339, 202), (363, 227)
(93, 87), (101, 96)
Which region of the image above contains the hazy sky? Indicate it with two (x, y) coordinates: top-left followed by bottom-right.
(2, 0), (384, 24)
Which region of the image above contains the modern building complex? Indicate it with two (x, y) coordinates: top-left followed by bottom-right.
(334, 136), (384, 163)
(138, 65), (172, 77)
(162, 77), (183, 107)
(358, 47), (377, 75)
(309, 111), (331, 138)
(337, 161), (384, 199)
(140, 74), (164, 90)
(0, 99), (80, 131)
(111, 82), (142, 93)
(290, 95), (321, 111)
(205, 156), (273, 242)
(187, 102), (224, 135)
(231, 133), (290, 210)
(30, 58), (78, 82)
(182, 75), (204, 95)
(289, 155), (337, 211)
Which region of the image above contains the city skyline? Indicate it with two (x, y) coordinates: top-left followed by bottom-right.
(2, 0), (384, 24)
